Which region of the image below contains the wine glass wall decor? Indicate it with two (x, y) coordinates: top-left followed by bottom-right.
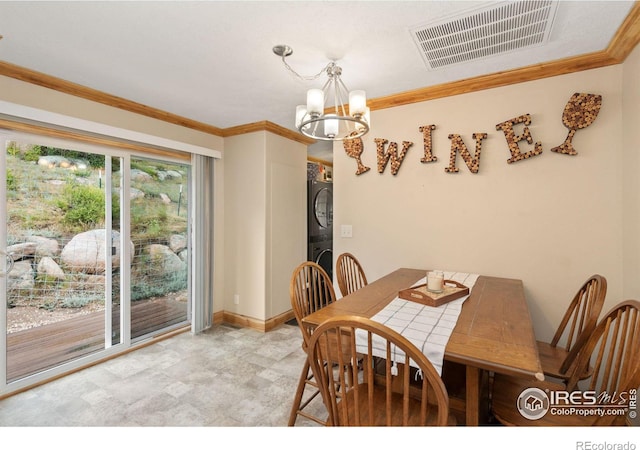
(343, 133), (371, 175)
(551, 93), (602, 156)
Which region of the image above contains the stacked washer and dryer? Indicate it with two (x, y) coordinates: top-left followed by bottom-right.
(307, 179), (333, 280)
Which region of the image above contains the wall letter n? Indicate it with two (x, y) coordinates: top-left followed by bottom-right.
(445, 133), (487, 174)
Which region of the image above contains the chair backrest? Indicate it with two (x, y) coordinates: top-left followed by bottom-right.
(565, 300), (640, 425)
(307, 315), (450, 426)
(551, 274), (607, 374)
(290, 261), (337, 349)
(336, 252), (368, 297)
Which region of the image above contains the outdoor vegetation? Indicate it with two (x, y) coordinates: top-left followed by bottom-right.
(5, 141), (189, 319)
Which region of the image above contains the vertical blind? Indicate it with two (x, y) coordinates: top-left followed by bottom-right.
(191, 154), (215, 333)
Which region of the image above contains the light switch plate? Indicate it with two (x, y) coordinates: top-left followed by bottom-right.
(340, 224), (353, 238)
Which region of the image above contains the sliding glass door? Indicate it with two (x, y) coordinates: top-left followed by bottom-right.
(129, 157), (190, 340)
(1, 133), (191, 387)
(2, 139), (117, 382)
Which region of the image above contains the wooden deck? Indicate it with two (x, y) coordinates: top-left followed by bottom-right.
(6, 299), (188, 382)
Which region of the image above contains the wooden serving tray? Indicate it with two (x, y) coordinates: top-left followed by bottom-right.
(398, 280), (470, 307)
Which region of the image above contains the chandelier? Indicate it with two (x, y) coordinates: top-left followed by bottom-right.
(273, 45), (370, 141)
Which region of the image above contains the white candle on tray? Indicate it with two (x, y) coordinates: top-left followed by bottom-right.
(427, 271), (444, 292)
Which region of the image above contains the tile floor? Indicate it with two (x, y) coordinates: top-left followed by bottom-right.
(0, 323), (328, 427)
(0, 322), (631, 449)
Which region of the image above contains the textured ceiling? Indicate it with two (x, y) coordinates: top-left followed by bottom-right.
(0, 1), (636, 160)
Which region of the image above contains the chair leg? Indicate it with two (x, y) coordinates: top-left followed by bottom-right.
(288, 359), (311, 426)
(288, 358), (326, 426)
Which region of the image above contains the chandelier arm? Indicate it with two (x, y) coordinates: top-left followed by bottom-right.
(336, 77), (352, 116)
(331, 82), (340, 116)
(309, 118), (321, 137)
(319, 76), (333, 114)
(320, 76), (332, 91)
(334, 78), (350, 117)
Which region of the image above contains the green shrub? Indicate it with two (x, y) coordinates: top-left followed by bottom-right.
(146, 219), (162, 237)
(111, 191), (121, 223)
(59, 294), (103, 308)
(74, 169), (92, 178)
(56, 183), (105, 228)
(6, 141), (21, 157)
(137, 182), (162, 198)
(131, 269), (187, 301)
(24, 145), (43, 162)
(36, 274), (64, 285)
(6, 169), (16, 191)
(131, 201), (169, 238)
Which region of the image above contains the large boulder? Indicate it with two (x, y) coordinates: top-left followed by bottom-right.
(157, 170), (183, 181)
(130, 169), (153, 182)
(37, 155), (88, 170)
(159, 193), (171, 204)
(130, 188), (145, 200)
(7, 242), (37, 261)
(37, 256), (65, 281)
(8, 260), (35, 291)
(60, 230), (134, 274)
(25, 235), (60, 257)
(146, 244), (186, 275)
(169, 234), (187, 254)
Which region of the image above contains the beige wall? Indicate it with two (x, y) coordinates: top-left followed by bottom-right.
(622, 44), (640, 299)
(224, 132), (307, 322)
(265, 133), (307, 319)
(223, 132), (268, 320)
(333, 64), (630, 342)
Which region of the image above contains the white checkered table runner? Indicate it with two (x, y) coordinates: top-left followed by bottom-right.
(356, 271), (479, 375)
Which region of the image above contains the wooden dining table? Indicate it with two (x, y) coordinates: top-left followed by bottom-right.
(302, 267), (544, 426)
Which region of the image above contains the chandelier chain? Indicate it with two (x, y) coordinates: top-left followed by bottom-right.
(279, 55), (332, 82)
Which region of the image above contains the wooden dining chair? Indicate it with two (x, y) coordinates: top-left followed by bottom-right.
(288, 261), (337, 426)
(537, 274), (607, 382)
(336, 252), (368, 297)
(491, 299), (640, 426)
(307, 315), (452, 426)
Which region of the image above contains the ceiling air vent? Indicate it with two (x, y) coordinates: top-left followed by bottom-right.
(410, 0), (559, 70)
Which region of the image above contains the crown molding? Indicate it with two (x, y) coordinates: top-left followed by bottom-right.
(606, 0), (640, 61)
(307, 155), (333, 167)
(221, 120), (315, 145)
